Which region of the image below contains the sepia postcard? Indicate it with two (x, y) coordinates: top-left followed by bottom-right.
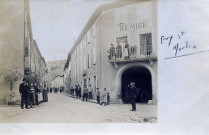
(0, 0), (208, 134)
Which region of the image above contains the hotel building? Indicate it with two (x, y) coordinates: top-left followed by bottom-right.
(64, 0), (157, 104)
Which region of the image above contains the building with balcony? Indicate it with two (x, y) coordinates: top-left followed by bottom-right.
(64, 0), (157, 104)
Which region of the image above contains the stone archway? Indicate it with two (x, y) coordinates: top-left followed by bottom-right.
(121, 66), (152, 103)
(115, 63), (156, 104)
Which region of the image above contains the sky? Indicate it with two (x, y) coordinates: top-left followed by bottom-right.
(30, 0), (116, 62)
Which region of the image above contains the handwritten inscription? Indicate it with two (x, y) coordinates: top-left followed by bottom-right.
(161, 31), (199, 59)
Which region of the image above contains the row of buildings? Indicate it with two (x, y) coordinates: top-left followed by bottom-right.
(46, 60), (66, 90)
(0, 0), (47, 105)
(63, 0), (158, 104)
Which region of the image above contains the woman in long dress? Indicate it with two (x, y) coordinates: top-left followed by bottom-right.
(100, 88), (108, 106)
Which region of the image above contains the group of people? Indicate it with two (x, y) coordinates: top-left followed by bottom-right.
(69, 84), (110, 106)
(19, 78), (48, 109)
(107, 41), (137, 61)
(96, 87), (110, 106)
(69, 84), (82, 98)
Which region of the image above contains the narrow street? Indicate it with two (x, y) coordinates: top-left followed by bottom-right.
(0, 93), (157, 123)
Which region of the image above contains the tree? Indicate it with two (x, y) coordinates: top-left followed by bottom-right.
(0, 66), (22, 90)
(0, 66), (22, 104)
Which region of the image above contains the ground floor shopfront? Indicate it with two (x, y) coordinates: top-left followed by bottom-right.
(113, 61), (157, 104)
(73, 60), (157, 105)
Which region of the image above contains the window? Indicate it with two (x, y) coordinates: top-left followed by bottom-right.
(93, 46), (96, 64)
(84, 54), (87, 70)
(87, 53), (90, 68)
(87, 31), (90, 44)
(88, 78), (91, 87)
(140, 33), (152, 57)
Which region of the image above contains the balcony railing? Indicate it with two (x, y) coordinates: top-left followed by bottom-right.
(140, 45), (152, 58)
(108, 45), (156, 63)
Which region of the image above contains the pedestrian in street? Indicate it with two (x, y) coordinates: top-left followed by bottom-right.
(29, 83), (35, 108)
(75, 85), (78, 97)
(107, 92), (110, 105)
(43, 85), (48, 102)
(50, 84), (52, 93)
(88, 84), (93, 100)
(70, 87), (74, 96)
(82, 85), (88, 102)
(39, 85), (43, 103)
(100, 88), (108, 106)
(96, 88), (100, 104)
(34, 82), (40, 106)
(50, 87), (52, 93)
(128, 81), (138, 111)
(78, 84), (81, 98)
(19, 78), (30, 109)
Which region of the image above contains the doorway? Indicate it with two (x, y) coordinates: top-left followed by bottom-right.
(121, 66), (152, 103)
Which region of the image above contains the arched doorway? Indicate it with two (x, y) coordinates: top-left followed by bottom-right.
(121, 66), (152, 103)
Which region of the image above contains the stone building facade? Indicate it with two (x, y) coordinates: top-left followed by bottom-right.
(0, 0), (47, 104)
(64, 0), (157, 104)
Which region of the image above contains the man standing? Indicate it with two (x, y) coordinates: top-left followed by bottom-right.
(78, 84), (81, 98)
(83, 85), (88, 102)
(128, 81), (138, 111)
(19, 78), (29, 109)
(75, 85), (78, 98)
(29, 83), (35, 108)
(116, 42), (122, 60)
(88, 84), (93, 100)
(43, 85), (48, 102)
(96, 88), (100, 104)
(100, 88), (108, 106)
(34, 83), (40, 106)
(107, 44), (115, 60)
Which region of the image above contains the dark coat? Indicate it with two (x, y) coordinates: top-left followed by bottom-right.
(128, 85), (138, 99)
(19, 83), (29, 96)
(78, 86), (81, 91)
(34, 86), (40, 94)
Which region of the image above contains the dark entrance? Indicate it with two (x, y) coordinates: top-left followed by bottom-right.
(121, 66), (152, 103)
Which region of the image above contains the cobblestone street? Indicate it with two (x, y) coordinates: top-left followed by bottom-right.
(0, 93), (157, 123)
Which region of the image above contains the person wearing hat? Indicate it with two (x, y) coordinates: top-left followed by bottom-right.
(19, 78), (30, 109)
(128, 81), (138, 111)
(96, 88), (100, 104)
